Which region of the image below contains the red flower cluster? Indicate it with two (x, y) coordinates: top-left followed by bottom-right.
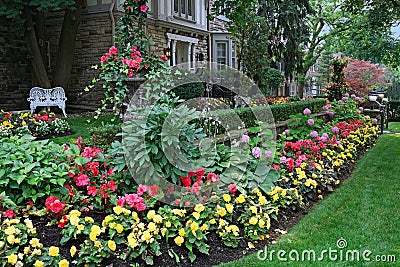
(45, 196), (66, 214)
(66, 137), (118, 203)
(334, 120), (364, 138)
(101, 46), (118, 64)
(117, 184), (156, 211)
(34, 112), (54, 122)
(3, 209), (16, 218)
(122, 45), (143, 77)
(179, 168), (219, 196)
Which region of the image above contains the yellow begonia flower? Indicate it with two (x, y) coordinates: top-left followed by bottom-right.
(258, 219), (265, 228)
(113, 206), (123, 215)
(249, 217), (258, 225)
(148, 222), (157, 232)
(34, 260), (44, 267)
(102, 215), (114, 226)
(7, 254), (18, 264)
(5, 226), (16, 235)
(7, 234), (15, 245)
(223, 194), (231, 202)
(217, 206), (227, 217)
(225, 203), (233, 214)
(174, 236), (184, 246)
(48, 246), (60, 257)
(59, 259), (69, 267)
(147, 210), (156, 220)
(70, 215), (80, 226)
(69, 210), (81, 217)
(250, 206), (257, 214)
(85, 217), (94, 223)
(70, 246), (77, 257)
(142, 230), (152, 242)
(108, 240), (116, 251)
(153, 214), (163, 224)
(165, 221), (172, 228)
(179, 228), (186, 237)
(235, 194), (246, 204)
(258, 196), (267, 205)
(115, 223), (124, 233)
(192, 212), (200, 220)
(194, 204), (205, 213)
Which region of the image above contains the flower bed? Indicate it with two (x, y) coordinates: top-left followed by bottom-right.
(0, 110), (70, 139)
(0, 96), (378, 266)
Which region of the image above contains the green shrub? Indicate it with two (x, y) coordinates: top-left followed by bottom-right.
(171, 82), (205, 100)
(85, 123), (122, 151)
(0, 135), (69, 205)
(209, 99), (326, 130)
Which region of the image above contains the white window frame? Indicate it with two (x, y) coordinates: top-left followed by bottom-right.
(173, 0), (195, 21)
(212, 34), (236, 68)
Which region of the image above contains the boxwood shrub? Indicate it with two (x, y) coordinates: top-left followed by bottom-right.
(208, 98), (326, 130)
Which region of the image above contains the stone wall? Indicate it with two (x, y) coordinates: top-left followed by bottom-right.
(0, 17), (32, 111)
(0, 6), (213, 113)
(46, 9), (117, 111)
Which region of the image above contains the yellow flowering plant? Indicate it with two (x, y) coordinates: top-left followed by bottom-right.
(0, 216), (45, 266)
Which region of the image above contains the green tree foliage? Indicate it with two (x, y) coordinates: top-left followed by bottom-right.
(211, 0), (312, 95)
(0, 0), (82, 89)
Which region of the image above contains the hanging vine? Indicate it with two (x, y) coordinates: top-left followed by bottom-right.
(85, 0), (168, 117)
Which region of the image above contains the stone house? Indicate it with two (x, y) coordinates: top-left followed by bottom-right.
(0, 0), (237, 112)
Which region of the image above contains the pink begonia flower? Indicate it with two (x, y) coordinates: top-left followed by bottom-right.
(228, 184), (237, 194)
(140, 5), (148, 12)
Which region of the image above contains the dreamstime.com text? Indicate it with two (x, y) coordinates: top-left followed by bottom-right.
(257, 238), (396, 263)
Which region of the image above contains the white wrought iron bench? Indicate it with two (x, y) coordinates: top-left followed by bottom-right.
(27, 87), (67, 117)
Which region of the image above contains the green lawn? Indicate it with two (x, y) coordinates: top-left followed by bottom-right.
(52, 115), (116, 144)
(388, 122), (400, 133)
(220, 133), (400, 267)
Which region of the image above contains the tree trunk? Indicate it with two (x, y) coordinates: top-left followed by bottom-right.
(35, 12), (48, 73)
(25, 6), (51, 88)
(53, 0), (83, 88)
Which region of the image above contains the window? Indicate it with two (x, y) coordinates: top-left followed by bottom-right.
(174, 0), (194, 20)
(216, 42), (228, 66)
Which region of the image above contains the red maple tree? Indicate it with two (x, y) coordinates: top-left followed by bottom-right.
(344, 57), (390, 96)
